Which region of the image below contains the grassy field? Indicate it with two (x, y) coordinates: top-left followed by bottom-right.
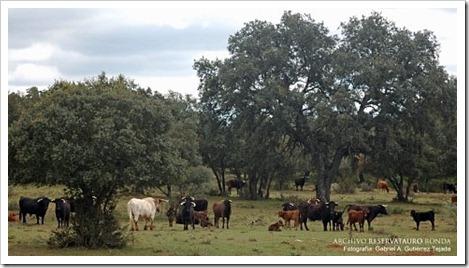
(8, 184), (457, 256)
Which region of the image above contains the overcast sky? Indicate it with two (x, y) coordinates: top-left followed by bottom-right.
(8, 5), (458, 97)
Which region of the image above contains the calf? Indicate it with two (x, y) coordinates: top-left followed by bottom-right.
(377, 179), (389, 193)
(127, 197), (168, 231)
(278, 210), (300, 229)
(268, 220), (284, 231)
(331, 211), (344, 231)
(213, 199), (232, 229)
(347, 210), (367, 232)
(345, 204), (388, 230)
(52, 198), (71, 228)
(193, 211), (209, 226)
(281, 202), (298, 211)
(410, 210), (435, 231)
(8, 212), (18, 222)
(166, 206), (177, 227)
(19, 196), (52, 224)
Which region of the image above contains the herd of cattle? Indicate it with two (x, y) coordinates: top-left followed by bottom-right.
(9, 180), (456, 234)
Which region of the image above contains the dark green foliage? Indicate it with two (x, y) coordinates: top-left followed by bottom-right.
(195, 11), (456, 202)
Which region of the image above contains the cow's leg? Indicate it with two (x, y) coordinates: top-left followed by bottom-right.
(36, 215), (40, 224)
(150, 217), (155, 231)
(322, 220), (328, 231)
(222, 217), (225, 229)
(431, 220), (435, 231)
(367, 219), (372, 231)
(304, 220), (309, 231)
(226, 217), (230, 229)
(301, 185), (303, 191)
(416, 221), (420, 231)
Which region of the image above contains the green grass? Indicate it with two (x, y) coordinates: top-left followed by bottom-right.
(8, 185), (457, 256)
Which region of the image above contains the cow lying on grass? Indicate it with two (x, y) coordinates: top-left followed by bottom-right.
(268, 220), (284, 231)
(410, 210), (435, 231)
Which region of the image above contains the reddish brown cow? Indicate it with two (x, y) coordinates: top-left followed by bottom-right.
(347, 209), (368, 232)
(213, 199), (232, 229)
(193, 211), (209, 226)
(278, 210), (300, 229)
(8, 212), (18, 222)
(377, 179), (390, 193)
(451, 195), (457, 205)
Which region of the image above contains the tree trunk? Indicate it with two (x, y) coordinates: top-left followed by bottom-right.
(221, 159), (226, 196)
(265, 174), (274, 199)
(211, 166), (223, 196)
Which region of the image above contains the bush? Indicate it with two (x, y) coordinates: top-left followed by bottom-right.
(48, 198), (128, 249)
(334, 177), (356, 194)
(360, 182), (374, 192)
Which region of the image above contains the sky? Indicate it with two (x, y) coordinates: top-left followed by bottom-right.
(8, 4), (459, 97)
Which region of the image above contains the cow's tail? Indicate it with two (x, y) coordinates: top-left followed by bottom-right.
(127, 203), (134, 229)
(342, 204), (351, 214)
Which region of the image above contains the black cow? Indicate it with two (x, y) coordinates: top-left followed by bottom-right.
(19, 196), (51, 224)
(443, 183), (457, 194)
(180, 200), (196, 230)
(52, 198), (71, 228)
(410, 210), (435, 231)
(298, 200), (337, 231)
(331, 211), (344, 231)
(294, 177), (305, 191)
(180, 196), (208, 212)
(282, 202), (298, 211)
(345, 204), (388, 230)
(226, 179), (246, 196)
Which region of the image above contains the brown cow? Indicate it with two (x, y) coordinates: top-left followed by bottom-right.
(8, 212), (18, 222)
(347, 209), (368, 232)
(268, 220), (284, 231)
(278, 210), (300, 229)
(213, 199), (232, 229)
(193, 211), (209, 226)
(451, 195), (457, 205)
(377, 179), (390, 193)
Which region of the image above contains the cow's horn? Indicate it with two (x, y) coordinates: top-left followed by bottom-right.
(228, 200), (232, 203)
(36, 198), (43, 203)
(180, 201), (186, 206)
(161, 199), (169, 203)
(289, 202), (294, 206)
(191, 202), (196, 207)
(382, 204), (388, 208)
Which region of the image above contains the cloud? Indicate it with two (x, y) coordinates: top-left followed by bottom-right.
(9, 63), (62, 85)
(9, 42), (55, 62)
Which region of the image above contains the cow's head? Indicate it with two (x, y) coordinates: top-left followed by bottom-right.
(36, 197), (52, 208)
(153, 198), (169, 213)
(378, 204), (388, 215)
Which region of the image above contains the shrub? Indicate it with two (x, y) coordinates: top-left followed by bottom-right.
(335, 177), (356, 194)
(359, 182), (373, 192)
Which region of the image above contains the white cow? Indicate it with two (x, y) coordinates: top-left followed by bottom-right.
(127, 197), (168, 231)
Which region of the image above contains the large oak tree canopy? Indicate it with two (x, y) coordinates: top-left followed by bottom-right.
(195, 11), (455, 201)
